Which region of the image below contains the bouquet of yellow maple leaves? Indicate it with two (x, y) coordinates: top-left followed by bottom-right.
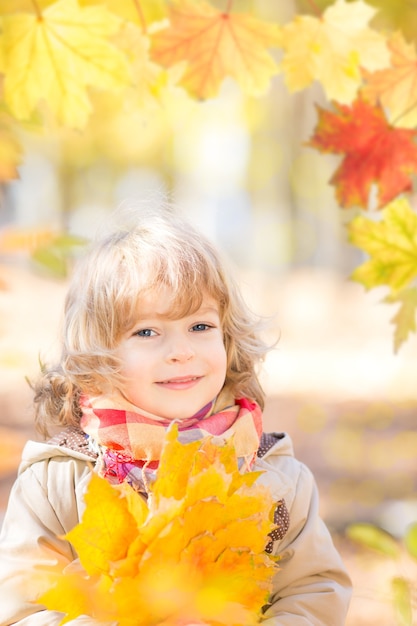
(38, 425), (277, 626)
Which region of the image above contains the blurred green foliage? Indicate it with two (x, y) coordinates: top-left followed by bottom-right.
(347, 521), (417, 625)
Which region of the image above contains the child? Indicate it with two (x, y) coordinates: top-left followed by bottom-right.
(0, 212), (351, 625)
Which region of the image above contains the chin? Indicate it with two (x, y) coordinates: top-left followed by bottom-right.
(164, 407), (201, 421)
(167, 412), (195, 421)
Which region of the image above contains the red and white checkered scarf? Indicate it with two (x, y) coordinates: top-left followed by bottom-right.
(80, 391), (263, 491)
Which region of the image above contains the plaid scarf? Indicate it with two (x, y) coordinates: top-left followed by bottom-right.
(80, 392), (263, 491)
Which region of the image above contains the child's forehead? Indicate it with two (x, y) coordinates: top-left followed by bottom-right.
(134, 286), (220, 320)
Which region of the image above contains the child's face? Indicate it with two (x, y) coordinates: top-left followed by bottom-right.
(115, 287), (227, 420)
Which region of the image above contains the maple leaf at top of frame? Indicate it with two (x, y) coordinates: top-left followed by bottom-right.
(362, 31), (417, 130)
(150, 0), (281, 100)
(278, 0), (391, 105)
(0, 0), (131, 130)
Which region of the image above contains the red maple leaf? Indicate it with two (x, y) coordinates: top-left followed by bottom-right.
(308, 99), (417, 209)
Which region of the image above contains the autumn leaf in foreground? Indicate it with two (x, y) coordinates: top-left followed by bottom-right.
(308, 99), (417, 209)
(150, 0), (281, 99)
(1, 0), (130, 129)
(348, 198), (417, 350)
(278, 0), (390, 104)
(362, 31), (417, 129)
(39, 426), (277, 625)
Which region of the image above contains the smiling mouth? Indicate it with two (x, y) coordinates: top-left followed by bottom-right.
(155, 376), (202, 389)
(158, 376), (201, 384)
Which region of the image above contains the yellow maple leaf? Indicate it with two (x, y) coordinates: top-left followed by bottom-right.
(114, 22), (166, 106)
(40, 571), (99, 626)
(0, 0), (53, 15)
(65, 473), (140, 576)
(79, 0), (168, 30)
(150, 0), (281, 99)
(38, 425), (277, 626)
(2, 0), (130, 129)
(386, 288), (417, 352)
(279, 0), (390, 104)
(148, 424), (201, 503)
(362, 31), (417, 129)
(347, 197), (417, 293)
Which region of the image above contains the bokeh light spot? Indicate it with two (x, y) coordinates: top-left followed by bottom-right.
(324, 428), (365, 471)
(296, 402), (327, 433)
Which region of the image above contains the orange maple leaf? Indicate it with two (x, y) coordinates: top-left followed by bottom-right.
(150, 0), (280, 99)
(308, 99), (417, 209)
(362, 31), (417, 129)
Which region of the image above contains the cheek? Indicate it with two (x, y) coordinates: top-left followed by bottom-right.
(117, 345), (148, 377)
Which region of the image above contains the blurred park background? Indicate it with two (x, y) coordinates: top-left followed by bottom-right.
(1, 1), (417, 624)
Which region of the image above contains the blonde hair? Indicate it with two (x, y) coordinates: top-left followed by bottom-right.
(33, 212), (271, 436)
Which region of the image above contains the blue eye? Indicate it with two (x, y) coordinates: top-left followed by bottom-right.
(135, 328), (155, 337)
(191, 323), (211, 332)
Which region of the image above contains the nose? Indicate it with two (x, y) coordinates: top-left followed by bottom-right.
(165, 336), (195, 363)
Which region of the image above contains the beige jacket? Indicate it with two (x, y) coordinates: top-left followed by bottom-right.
(0, 431), (351, 625)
